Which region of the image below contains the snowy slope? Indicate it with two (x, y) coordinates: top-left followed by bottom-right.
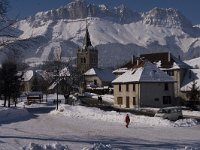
(1, 0), (200, 67)
(185, 57), (200, 68)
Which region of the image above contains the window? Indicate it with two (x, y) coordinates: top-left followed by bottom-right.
(164, 83), (169, 91)
(126, 96), (130, 108)
(126, 84), (129, 91)
(167, 70), (174, 76)
(119, 84), (121, 92)
(94, 80), (97, 85)
(133, 83), (135, 91)
(83, 57), (86, 63)
(154, 98), (159, 101)
(81, 58), (83, 63)
(117, 97), (123, 105)
(170, 70), (174, 76)
(133, 97), (136, 105)
(163, 96), (171, 104)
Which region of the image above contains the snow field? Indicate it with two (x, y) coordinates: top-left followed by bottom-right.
(50, 104), (198, 128)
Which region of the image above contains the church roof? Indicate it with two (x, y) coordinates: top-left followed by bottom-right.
(84, 27), (92, 48)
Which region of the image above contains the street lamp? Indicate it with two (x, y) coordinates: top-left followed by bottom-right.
(56, 65), (59, 110)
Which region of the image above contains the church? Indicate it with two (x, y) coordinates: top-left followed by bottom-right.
(76, 22), (115, 89)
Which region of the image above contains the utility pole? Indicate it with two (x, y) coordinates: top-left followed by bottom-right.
(56, 64), (59, 110)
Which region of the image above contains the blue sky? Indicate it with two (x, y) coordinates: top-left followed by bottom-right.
(8, 0), (200, 24)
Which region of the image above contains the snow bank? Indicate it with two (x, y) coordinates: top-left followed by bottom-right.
(22, 143), (120, 150)
(50, 104), (198, 127)
(21, 143), (69, 150)
(82, 143), (118, 150)
(183, 110), (200, 117)
(174, 118), (198, 127)
(0, 107), (30, 122)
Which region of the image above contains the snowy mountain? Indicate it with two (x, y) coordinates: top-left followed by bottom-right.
(1, 0), (200, 68)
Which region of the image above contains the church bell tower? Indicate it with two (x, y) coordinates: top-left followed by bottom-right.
(77, 21), (98, 73)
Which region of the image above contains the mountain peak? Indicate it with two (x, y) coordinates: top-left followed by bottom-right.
(26, 0), (141, 27)
(143, 7), (192, 28)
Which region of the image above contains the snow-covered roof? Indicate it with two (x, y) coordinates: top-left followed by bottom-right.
(112, 61), (174, 83)
(112, 68), (128, 74)
(84, 68), (115, 82)
(181, 69), (200, 91)
(22, 70), (34, 82)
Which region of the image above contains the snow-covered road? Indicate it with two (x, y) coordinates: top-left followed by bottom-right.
(1, 106), (200, 150)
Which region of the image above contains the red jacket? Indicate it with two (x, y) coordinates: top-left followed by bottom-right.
(125, 115), (130, 123)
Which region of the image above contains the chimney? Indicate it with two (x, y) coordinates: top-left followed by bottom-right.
(131, 55), (135, 64)
(137, 58), (140, 66)
(168, 52), (171, 62)
(178, 55), (181, 60)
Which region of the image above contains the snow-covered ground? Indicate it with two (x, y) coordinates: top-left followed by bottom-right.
(0, 94), (200, 149)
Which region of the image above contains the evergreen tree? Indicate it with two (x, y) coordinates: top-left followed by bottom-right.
(0, 61), (21, 107)
(187, 80), (200, 107)
(188, 81), (199, 101)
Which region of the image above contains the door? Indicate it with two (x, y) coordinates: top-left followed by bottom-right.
(126, 96), (130, 108)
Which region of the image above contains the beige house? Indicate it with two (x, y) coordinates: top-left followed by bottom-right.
(84, 68), (115, 88)
(118, 52), (192, 101)
(112, 61), (175, 108)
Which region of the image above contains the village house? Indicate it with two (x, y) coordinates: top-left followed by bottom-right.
(116, 52), (192, 101)
(112, 61), (175, 108)
(84, 67), (115, 88)
(21, 70), (51, 93)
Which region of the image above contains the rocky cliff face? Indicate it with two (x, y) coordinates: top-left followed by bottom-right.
(142, 7), (192, 29)
(27, 0), (140, 26)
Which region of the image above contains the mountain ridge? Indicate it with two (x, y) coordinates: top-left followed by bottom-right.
(1, 0), (200, 68)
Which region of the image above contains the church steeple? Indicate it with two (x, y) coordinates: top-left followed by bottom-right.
(77, 19), (98, 74)
(84, 20), (92, 48)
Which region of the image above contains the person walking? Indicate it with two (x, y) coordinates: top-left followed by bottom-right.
(125, 114), (130, 128)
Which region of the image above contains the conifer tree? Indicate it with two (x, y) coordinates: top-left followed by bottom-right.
(0, 61), (21, 107)
(187, 80), (200, 107)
